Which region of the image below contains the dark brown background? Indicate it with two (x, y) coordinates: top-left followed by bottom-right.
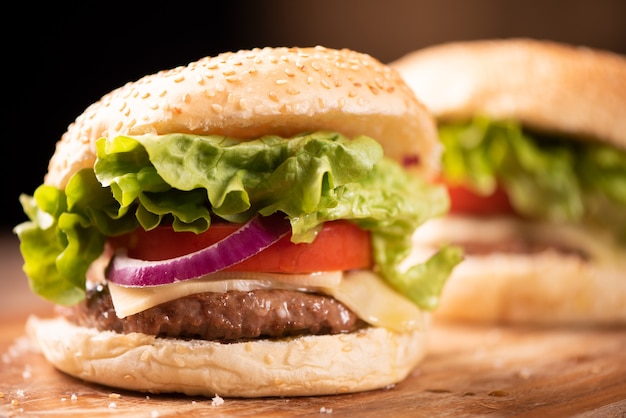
(4, 0), (626, 228)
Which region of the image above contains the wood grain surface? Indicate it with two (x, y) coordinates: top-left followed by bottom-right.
(1, 232), (625, 417)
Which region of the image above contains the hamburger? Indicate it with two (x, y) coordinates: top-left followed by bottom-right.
(391, 39), (626, 325)
(15, 46), (462, 397)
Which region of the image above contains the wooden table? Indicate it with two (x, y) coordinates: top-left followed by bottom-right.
(1, 231), (625, 417)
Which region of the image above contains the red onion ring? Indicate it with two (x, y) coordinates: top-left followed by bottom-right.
(106, 213), (291, 287)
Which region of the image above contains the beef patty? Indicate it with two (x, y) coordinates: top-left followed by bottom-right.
(58, 284), (366, 342)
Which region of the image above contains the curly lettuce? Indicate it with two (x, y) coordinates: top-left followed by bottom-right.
(440, 116), (626, 244)
(15, 131), (461, 310)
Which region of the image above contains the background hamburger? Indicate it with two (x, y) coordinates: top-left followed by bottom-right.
(391, 38), (626, 325)
(15, 46), (462, 397)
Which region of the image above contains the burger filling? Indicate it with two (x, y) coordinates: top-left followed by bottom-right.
(432, 116), (626, 261)
(15, 131), (463, 341)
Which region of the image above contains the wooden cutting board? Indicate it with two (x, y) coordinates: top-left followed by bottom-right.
(1, 233), (625, 417)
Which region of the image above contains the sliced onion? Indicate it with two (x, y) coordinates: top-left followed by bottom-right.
(106, 213), (291, 287)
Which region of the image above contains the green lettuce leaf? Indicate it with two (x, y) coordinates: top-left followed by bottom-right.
(15, 131), (460, 310)
(440, 116), (626, 243)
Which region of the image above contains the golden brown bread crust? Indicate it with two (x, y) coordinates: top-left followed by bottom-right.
(46, 46), (440, 189)
(27, 316), (429, 397)
(391, 38), (626, 149)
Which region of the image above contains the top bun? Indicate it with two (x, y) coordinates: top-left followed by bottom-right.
(46, 46), (439, 189)
(391, 38), (626, 149)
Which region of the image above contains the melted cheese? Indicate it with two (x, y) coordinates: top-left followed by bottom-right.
(108, 270), (342, 318)
(107, 270), (426, 332)
(324, 270), (427, 332)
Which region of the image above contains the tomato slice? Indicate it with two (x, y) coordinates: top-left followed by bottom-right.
(109, 220), (372, 274)
(446, 182), (514, 216)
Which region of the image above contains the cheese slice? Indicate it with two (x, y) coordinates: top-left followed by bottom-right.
(324, 270), (428, 333)
(108, 270), (342, 318)
(107, 269), (426, 332)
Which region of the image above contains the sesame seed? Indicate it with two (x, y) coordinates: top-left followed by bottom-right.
(275, 79), (287, 85)
(311, 62), (321, 71)
(248, 67), (257, 74)
(286, 87), (300, 95)
(368, 84), (379, 95)
(338, 97), (346, 108)
(223, 70), (236, 76)
(115, 121), (123, 131)
(253, 104), (269, 114)
(348, 91), (357, 98)
(159, 90), (167, 97)
(128, 119), (137, 128)
(284, 68), (295, 77)
(173, 75), (185, 83)
(238, 98), (248, 110)
(225, 75), (239, 82)
(268, 92), (279, 102)
(306, 76), (314, 84)
(320, 79), (330, 89)
(183, 93), (191, 103)
(211, 104), (224, 113)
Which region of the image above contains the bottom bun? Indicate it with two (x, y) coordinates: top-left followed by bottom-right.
(411, 216), (626, 325)
(26, 315), (429, 397)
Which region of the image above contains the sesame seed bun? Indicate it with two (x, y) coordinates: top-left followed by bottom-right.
(391, 38), (626, 149)
(392, 39), (626, 325)
(46, 45), (440, 189)
(29, 46), (440, 397)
